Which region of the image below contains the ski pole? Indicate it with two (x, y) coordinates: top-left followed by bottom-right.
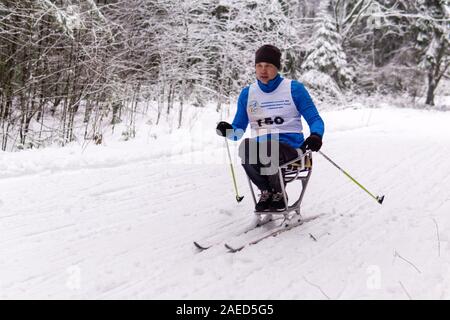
(224, 137), (244, 203)
(318, 151), (385, 205)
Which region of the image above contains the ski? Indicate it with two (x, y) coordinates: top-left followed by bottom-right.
(193, 241), (211, 251)
(193, 215), (282, 251)
(224, 220), (303, 252)
(224, 214), (322, 253)
(225, 242), (244, 253)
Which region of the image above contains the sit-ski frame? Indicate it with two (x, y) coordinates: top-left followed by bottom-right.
(247, 150), (313, 225)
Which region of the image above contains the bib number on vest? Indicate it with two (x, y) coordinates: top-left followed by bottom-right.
(256, 116), (285, 127)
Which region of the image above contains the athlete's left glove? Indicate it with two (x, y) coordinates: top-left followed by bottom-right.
(301, 133), (322, 152)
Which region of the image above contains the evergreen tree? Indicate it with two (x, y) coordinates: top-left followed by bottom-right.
(301, 3), (354, 88)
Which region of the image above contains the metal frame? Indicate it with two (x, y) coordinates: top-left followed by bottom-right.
(247, 150), (313, 223)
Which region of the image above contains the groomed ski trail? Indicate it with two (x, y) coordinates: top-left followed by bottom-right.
(1, 107), (450, 299)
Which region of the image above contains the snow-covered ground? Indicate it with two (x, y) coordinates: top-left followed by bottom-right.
(1, 105), (450, 299)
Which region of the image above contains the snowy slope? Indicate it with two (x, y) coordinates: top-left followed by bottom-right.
(1, 106), (450, 299)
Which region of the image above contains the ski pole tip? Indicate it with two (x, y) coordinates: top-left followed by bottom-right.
(377, 195), (385, 205)
(236, 195), (244, 203)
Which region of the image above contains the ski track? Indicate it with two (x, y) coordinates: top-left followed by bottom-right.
(1, 108), (450, 299)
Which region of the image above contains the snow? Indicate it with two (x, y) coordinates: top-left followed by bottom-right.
(1, 104), (450, 299)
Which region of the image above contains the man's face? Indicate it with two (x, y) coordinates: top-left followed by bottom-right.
(255, 62), (278, 84)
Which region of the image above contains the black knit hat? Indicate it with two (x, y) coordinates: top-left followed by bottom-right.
(255, 44), (281, 69)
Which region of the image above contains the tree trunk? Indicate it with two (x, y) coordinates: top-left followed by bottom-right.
(156, 79), (165, 125)
(2, 122), (11, 151)
(178, 81), (185, 129)
(167, 83), (174, 115)
(425, 69), (436, 106)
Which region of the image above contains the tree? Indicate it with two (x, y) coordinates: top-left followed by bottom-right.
(302, 1), (354, 88)
(415, 0), (449, 105)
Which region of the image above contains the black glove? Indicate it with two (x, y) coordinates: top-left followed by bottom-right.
(216, 121), (233, 137)
(301, 133), (322, 152)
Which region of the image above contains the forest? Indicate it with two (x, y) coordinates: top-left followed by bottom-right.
(0, 0), (448, 151)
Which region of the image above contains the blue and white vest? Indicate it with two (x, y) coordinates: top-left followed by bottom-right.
(246, 79), (303, 138)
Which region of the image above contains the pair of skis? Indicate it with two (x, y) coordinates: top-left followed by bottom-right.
(194, 214), (321, 253)
(193, 216), (281, 251)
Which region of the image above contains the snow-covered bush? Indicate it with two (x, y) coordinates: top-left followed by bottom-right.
(300, 70), (344, 106)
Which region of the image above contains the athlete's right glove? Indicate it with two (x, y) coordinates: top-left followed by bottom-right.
(216, 121), (233, 137)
